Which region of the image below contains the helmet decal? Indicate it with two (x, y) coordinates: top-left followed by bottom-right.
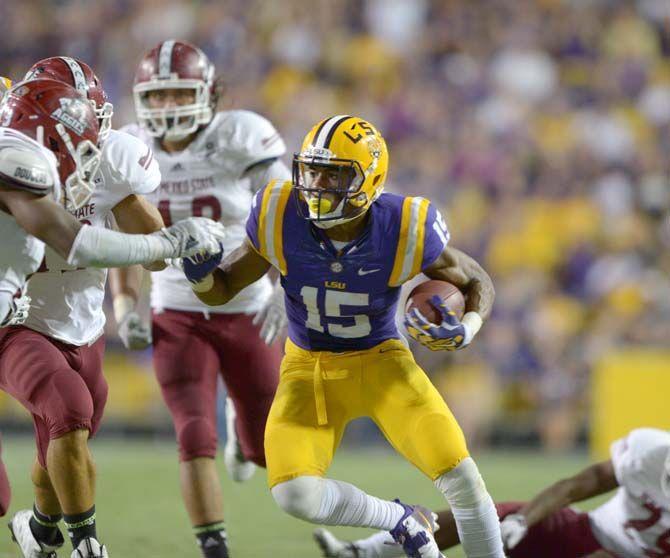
(50, 97), (92, 135)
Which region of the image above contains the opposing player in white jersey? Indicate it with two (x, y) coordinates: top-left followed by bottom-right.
(111, 40), (290, 558)
(0, 75), (14, 520)
(0, 72), (225, 558)
(316, 427), (670, 558)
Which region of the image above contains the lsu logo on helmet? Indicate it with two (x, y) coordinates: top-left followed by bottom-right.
(293, 115), (389, 228)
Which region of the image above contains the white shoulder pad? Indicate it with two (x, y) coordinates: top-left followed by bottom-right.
(220, 110), (286, 176)
(102, 129), (161, 196)
(0, 144), (56, 195)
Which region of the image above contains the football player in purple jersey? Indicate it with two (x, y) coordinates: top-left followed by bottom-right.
(180, 116), (503, 558)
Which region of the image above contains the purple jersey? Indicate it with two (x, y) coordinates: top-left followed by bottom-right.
(246, 180), (450, 351)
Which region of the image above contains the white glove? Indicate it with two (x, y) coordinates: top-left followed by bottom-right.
(0, 293), (31, 327)
(500, 513), (528, 550)
(252, 285), (287, 345)
(117, 311), (152, 350)
(159, 217), (226, 259)
(114, 295), (151, 350)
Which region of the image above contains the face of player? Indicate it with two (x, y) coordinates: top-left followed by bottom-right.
(299, 163), (359, 219)
(145, 88), (197, 109)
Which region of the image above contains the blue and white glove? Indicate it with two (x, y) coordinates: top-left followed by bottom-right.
(404, 295), (482, 351)
(182, 244), (224, 287)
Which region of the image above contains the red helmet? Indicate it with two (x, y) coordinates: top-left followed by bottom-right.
(133, 40), (216, 140)
(0, 79), (101, 211)
(24, 57), (114, 144)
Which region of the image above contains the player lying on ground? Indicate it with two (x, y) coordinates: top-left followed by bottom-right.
(315, 427), (670, 558)
(108, 40), (291, 558)
(181, 115), (504, 558)
(0, 77), (225, 558)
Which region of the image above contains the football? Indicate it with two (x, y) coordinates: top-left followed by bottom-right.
(405, 280), (466, 324)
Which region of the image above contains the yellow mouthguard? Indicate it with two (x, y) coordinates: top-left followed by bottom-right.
(309, 197), (333, 214)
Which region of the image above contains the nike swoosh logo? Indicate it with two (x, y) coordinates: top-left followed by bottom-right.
(358, 268), (380, 276)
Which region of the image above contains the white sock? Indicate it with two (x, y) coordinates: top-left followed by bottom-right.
(354, 530), (403, 558)
(272, 476), (406, 530)
(317, 478), (406, 530)
(435, 458), (504, 558)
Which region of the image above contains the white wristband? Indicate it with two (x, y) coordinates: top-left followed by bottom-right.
(113, 294), (136, 324)
(461, 312), (483, 346)
(190, 274), (214, 293)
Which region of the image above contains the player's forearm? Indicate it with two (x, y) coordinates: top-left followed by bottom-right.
(113, 195), (167, 271)
(191, 268), (235, 306)
(425, 246), (495, 319)
(67, 225), (180, 268)
(520, 479), (582, 527)
(190, 242), (272, 306)
(109, 266), (143, 302)
(521, 461), (617, 527)
(463, 275), (495, 319)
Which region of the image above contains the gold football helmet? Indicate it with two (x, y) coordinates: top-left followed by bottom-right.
(293, 115), (389, 228)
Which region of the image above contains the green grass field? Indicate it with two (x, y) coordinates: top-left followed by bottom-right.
(0, 437), (598, 558)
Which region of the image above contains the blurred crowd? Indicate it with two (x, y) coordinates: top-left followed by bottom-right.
(1, 0), (669, 449)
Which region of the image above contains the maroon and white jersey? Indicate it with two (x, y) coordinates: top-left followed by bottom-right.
(123, 109), (288, 314)
(590, 428), (670, 558)
(24, 129), (160, 345)
(0, 128), (60, 324)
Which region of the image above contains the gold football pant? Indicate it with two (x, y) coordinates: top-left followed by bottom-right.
(265, 338), (469, 488)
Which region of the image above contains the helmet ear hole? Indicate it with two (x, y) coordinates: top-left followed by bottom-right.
(48, 137), (59, 152)
(373, 174), (382, 186)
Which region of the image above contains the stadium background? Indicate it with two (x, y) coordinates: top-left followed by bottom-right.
(0, 1), (669, 555)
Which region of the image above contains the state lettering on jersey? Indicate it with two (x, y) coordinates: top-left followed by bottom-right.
(159, 176), (216, 196)
(325, 281), (346, 290)
(70, 202), (96, 220)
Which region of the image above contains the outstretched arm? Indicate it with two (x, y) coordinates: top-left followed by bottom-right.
(190, 239), (272, 307)
(519, 460), (617, 527)
(423, 245), (495, 319)
(0, 186), (225, 267)
(499, 460), (618, 551)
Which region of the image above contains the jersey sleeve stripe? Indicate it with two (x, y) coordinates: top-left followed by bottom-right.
(388, 197), (414, 286)
(258, 179), (278, 259)
(399, 197), (425, 283)
(261, 180), (291, 275)
(410, 198), (431, 277)
(272, 181), (292, 275)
